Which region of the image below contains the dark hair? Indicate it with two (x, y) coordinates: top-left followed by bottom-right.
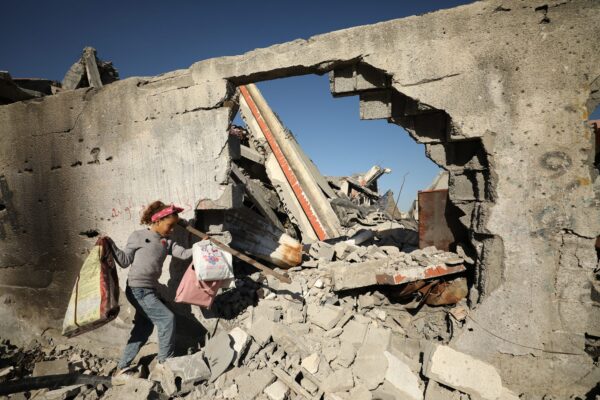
(140, 201), (168, 225)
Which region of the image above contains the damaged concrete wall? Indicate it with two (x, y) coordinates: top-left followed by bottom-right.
(1, 0), (599, 395)
(187, 1), (600, 394)
(0, 70), (237, 351)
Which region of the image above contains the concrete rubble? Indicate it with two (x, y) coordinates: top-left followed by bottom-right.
(1, 47), (118, 106)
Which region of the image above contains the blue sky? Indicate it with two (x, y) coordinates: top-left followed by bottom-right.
(2, 0), (598, 210)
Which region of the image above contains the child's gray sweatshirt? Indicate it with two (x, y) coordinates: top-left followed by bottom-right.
(109, 229), (192, 288)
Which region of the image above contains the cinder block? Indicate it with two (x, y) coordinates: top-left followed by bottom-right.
(359, 90), (392, 120)
(329, 66), (356, 96)
(356, 64), (389, 91)
(449, 173), (476, 201)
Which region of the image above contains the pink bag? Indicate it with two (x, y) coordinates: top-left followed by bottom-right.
(175, 264), (223, 308)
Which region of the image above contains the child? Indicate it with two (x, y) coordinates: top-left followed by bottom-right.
(108, 201), (193, 375)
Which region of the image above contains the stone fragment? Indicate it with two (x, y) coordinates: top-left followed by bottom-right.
(54, 344), (71, 353)
(374, 309), (387, 321)
(301, 353), (320, 374)
(345, 250), (363, 263)
(234, 369), (276, 400)
(334, 242), (357, 260)
(300, 376), (319, 393)
(424, 380), (468, 400)
(271, 323), (310, 357)
(229, 327), (251, 366)
(43, 384), (84, 400)
(254, 301), (283, 322)
(349, 385), (373, 400)
(310, 242), (335, 261)
(284, 303), (305, 324)
(352, 344), (387, 390)
(104, 378), (156, 399)
(499, 387), (519, 400)
(335, 341), (356, 368)
(325, 327), (343, 338)
(358, 294), (376, 309)
(322, 368), (354, 393)
(307, 304), (344, 330)
(363, 325), (392, 350)
(33, 359), (70, 376)
(264, 380), (289, 400)
(339, 319), (369, 346)
(164, 351), (211, 386)
(314, 278), (324, 289)
(379, 246), (401, 256)
(249, 316), (274, 346)
(323, 339), (340, 362)
(384, 351), (423, 400)
(204, 332), (236, 382)
(101, 360), (118, 376)
(223, 383), (238, 399)
(423, 344), (503, 400)
(324, 393), (349, 400)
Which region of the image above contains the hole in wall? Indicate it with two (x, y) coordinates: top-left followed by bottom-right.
(227, 63), (487, 300)
(231, 73), (443, 219)
(79, 229), (99, 238)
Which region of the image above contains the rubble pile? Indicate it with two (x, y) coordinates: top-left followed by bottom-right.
(0, 238), (486, 400)
(0, 47), (118, 105)
(164, 242), (480, 400)
(0, 338), (117, 399)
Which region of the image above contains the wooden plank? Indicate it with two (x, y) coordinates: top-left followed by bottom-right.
(180, 221), (292, 283)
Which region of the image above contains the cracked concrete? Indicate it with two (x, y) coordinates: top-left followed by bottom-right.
(0, 0), (599, 396)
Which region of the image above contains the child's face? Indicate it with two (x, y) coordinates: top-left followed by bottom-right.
(154, 214), (179, 237)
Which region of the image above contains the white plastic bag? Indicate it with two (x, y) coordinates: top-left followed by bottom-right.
(192, 240), (234, 281)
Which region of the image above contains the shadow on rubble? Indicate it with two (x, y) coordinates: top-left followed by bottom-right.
(164, 254), (262, 350)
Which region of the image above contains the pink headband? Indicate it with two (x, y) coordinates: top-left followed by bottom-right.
(151, 204), (184, 222)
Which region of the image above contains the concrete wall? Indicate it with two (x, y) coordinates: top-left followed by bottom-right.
(0, 70), (237, 351)
(1, 0), (599, 395)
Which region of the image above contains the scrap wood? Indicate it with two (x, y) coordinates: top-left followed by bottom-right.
(0, 373), (112, 396)
(179, 221), (292, 284)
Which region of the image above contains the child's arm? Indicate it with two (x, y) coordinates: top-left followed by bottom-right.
(169, 241), (193, 260)
(107, 233), (139, 267)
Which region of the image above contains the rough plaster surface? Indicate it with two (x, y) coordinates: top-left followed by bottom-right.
(0, 70), (235, 353)
(0, 0), (599, 395)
